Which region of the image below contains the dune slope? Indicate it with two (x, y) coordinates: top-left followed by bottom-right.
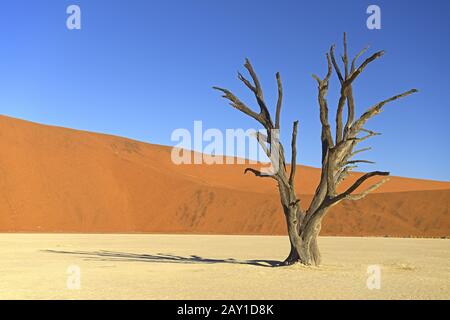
(0, 115), (449, 237)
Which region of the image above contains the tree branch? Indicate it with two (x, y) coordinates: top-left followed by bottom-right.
(331, 171), (390, 204)
(334, 164), (358, 185)
(237, 72), (256, 94)
(344, 178), (390, 201)
(313, 53), (334, 150)
(343, 86), (355, 139)
(243, 59), (274, 128)
(345, 159), (375, 165)
(347, 50), (385, 84)
(335, 87), (347, 143)
(330, 45), (344, 84)
(351, 46), (369, 72)
(244, 58), (263, 97)
(214, 58), (281, 144)
(212, 86), (263, 125)
(289, 121), (299, 187)
(350, 129), (381, 143)
(332, 34), (351, 144)
(342, 32), (349, 79)
(244, 167), (277, 179)
(252, 131), (271, 158)
(349, 147), (372, 158)
(352, 89), (418, 133)
(275, 72), (283, 129)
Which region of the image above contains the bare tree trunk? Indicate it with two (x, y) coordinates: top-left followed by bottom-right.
(283, 211), (302, 265)
(308, 224), (321, 266)
(281, 201), (324, 266)
(283, 213), (323, 266)
(301, 220), (322, 266)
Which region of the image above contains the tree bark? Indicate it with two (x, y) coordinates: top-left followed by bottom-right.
(283, 212), (302, 265)
(281, 206), (324, 267)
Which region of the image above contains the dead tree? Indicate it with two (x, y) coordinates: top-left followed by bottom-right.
(213, 34), (417, 266)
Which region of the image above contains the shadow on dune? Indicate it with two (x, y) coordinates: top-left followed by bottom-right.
(42, 249), (279, 267)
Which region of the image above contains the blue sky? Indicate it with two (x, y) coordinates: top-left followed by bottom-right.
(0, 0), (449, 181)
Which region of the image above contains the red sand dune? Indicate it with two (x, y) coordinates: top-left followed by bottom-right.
(0, 115), (449, 237)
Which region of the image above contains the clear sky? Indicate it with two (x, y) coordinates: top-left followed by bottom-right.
(0, 0), (449, 181)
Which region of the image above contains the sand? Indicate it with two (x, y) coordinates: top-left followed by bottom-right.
(0, 233), (449, 300)
(0, 115), (449, 237)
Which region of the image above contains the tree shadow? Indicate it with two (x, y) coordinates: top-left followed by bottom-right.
(42, 249), (280, 268)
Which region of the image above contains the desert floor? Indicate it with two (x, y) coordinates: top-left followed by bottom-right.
(0, 233), (449, 299)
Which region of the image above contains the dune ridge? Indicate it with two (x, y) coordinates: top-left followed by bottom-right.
(0, 114), (449, 237)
